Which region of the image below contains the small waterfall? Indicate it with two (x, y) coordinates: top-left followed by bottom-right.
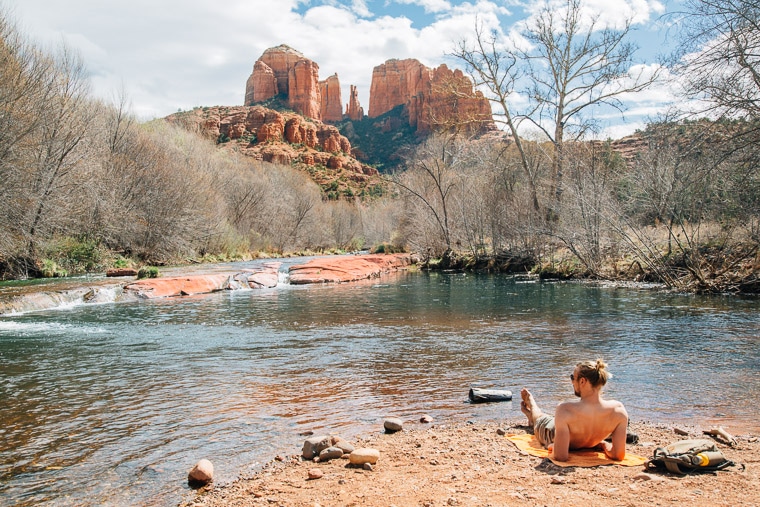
(0, 285), (123, 315)
(278, 269), (291, 285)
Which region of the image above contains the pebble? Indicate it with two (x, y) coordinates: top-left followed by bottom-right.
(550, 476), (566, 484)
(318, 447), (345, 462)
(307, 468), (323, 480)
(363, 463), (374, 471)
(349, 448), (380, 465)
(187, 459), (214, 485)
(632, 472), (663, 482)
(384, 417), (404, 433)
(496, 428), (507, 436)
(420, 414), (434, 423)
(331, 437), (355, 454)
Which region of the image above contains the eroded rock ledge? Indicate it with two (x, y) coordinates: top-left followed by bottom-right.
(0, 255), (414, 314)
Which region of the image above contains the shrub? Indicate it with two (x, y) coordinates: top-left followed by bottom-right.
(41, 259), (68, 278)
(137, 266), (160, 279)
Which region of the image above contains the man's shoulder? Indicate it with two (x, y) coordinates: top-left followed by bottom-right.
(604, 399), (629, 419)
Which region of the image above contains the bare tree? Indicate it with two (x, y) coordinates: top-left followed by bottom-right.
(454, 0), (659, 220)
(394, 134), (465, 257)
(674, 0), (760, 120)
(19, 45), (97, 259)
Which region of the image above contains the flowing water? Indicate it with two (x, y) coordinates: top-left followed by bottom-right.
(1, 261), (759, 506)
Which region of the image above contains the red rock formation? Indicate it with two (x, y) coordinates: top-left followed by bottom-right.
(245, 45), (324, 120)
(245, 60), (277, 105)
(289, 58), (322, 119)
(368, 58), (493, 134)
(368, 59), (424, 118)
(288, 254), (412, 284)
(320, 74), (343, 123)
(124, 274), (232, 299)
(345, 84), (363, 121)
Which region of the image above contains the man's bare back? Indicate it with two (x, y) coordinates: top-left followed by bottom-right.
(520, 359), (628, 461)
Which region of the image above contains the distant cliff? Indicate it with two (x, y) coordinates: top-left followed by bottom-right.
(243, 45), (494, 135)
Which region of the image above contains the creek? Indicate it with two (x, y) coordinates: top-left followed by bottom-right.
(1, 260), (758, 506)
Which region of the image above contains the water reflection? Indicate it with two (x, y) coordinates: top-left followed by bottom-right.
(0, 269), (758, 505)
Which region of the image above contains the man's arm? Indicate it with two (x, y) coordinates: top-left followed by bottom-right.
(550, 409), (571, 461)
(603, 406), (628, 461)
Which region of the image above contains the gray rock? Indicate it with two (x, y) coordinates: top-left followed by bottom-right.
(318, 446), (345, 461)
(331, 438), (355, 454)
(384, 417), (403, 433)
(302, 435), (331, 460)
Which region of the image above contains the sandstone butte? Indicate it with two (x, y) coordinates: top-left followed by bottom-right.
(244, 44), (343, 123)
(368, 58), (494, 134)
(243, 44), (493, 135)
(121, 255), (412, 299)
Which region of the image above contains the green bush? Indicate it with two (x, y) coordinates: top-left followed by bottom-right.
(41, 259), (68, 278)
(137, 266), (160, 279)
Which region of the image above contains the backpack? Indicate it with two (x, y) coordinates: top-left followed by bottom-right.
(645, 439), (734, 474)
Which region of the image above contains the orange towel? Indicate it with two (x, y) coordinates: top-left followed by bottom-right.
(506, 433), (647, 467)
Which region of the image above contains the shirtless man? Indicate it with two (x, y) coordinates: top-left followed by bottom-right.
(520, 359), (628, 461)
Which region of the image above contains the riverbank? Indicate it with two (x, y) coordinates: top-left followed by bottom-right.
(183, 418), (759, 507)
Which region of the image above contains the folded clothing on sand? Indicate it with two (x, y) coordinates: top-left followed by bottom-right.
(506, 433), (647, 467)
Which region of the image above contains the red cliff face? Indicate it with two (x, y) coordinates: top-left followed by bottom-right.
(245, 45), (324, 120)
(166, 105), (378, 177)
(320, 74), (343, 123)
(368, 59), (493, 134)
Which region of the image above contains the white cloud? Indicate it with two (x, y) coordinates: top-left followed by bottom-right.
(392, 0), (453, 14)
(4, 0), (675, 132)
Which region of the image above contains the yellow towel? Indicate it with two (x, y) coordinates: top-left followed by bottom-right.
(506, 433), (648, 467)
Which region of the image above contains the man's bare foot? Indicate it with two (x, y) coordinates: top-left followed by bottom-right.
(520, 388), (543, 426)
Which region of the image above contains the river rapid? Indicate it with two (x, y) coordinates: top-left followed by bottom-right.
(1, 259), (758, 506)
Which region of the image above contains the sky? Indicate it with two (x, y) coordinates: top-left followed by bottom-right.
(5, 0), (681, 138)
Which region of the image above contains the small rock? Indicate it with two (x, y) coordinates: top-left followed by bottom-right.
(307, 468), (323, 480)
(550, 476), (566, 484)
(187, 459), (214, 485)
(363, 462), (374, 471)
(331, 437), (355, 454)
(349, 448), (380, 465)
(275, 455), (285, 462)
(749, 437), (758, 443)
(496, 428), (507, 436)
(674, 427), (689, 436)
(420, 414), (434, 423)
(632, 472), (662, 482)
(384, 417), (403, 433)
(318, 447), (345, 462)
(302, 435), (331, 460)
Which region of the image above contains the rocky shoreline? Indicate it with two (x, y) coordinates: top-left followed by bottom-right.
(182, 418), (759, 507)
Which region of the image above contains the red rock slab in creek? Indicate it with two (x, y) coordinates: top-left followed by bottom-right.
(287, 254), (412, 284)
(234, 262), (281, 289)
(123, 274), (232, 299)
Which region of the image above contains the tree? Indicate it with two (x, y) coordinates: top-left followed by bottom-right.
(454, 0), (659, 219)
(394, 134), (464, 257)
(675, 0), (760, 120)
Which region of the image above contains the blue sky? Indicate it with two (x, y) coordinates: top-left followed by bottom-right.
(5, 0), (679, 138)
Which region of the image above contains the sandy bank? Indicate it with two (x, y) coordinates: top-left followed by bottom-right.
(182, 418), (759, 507)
